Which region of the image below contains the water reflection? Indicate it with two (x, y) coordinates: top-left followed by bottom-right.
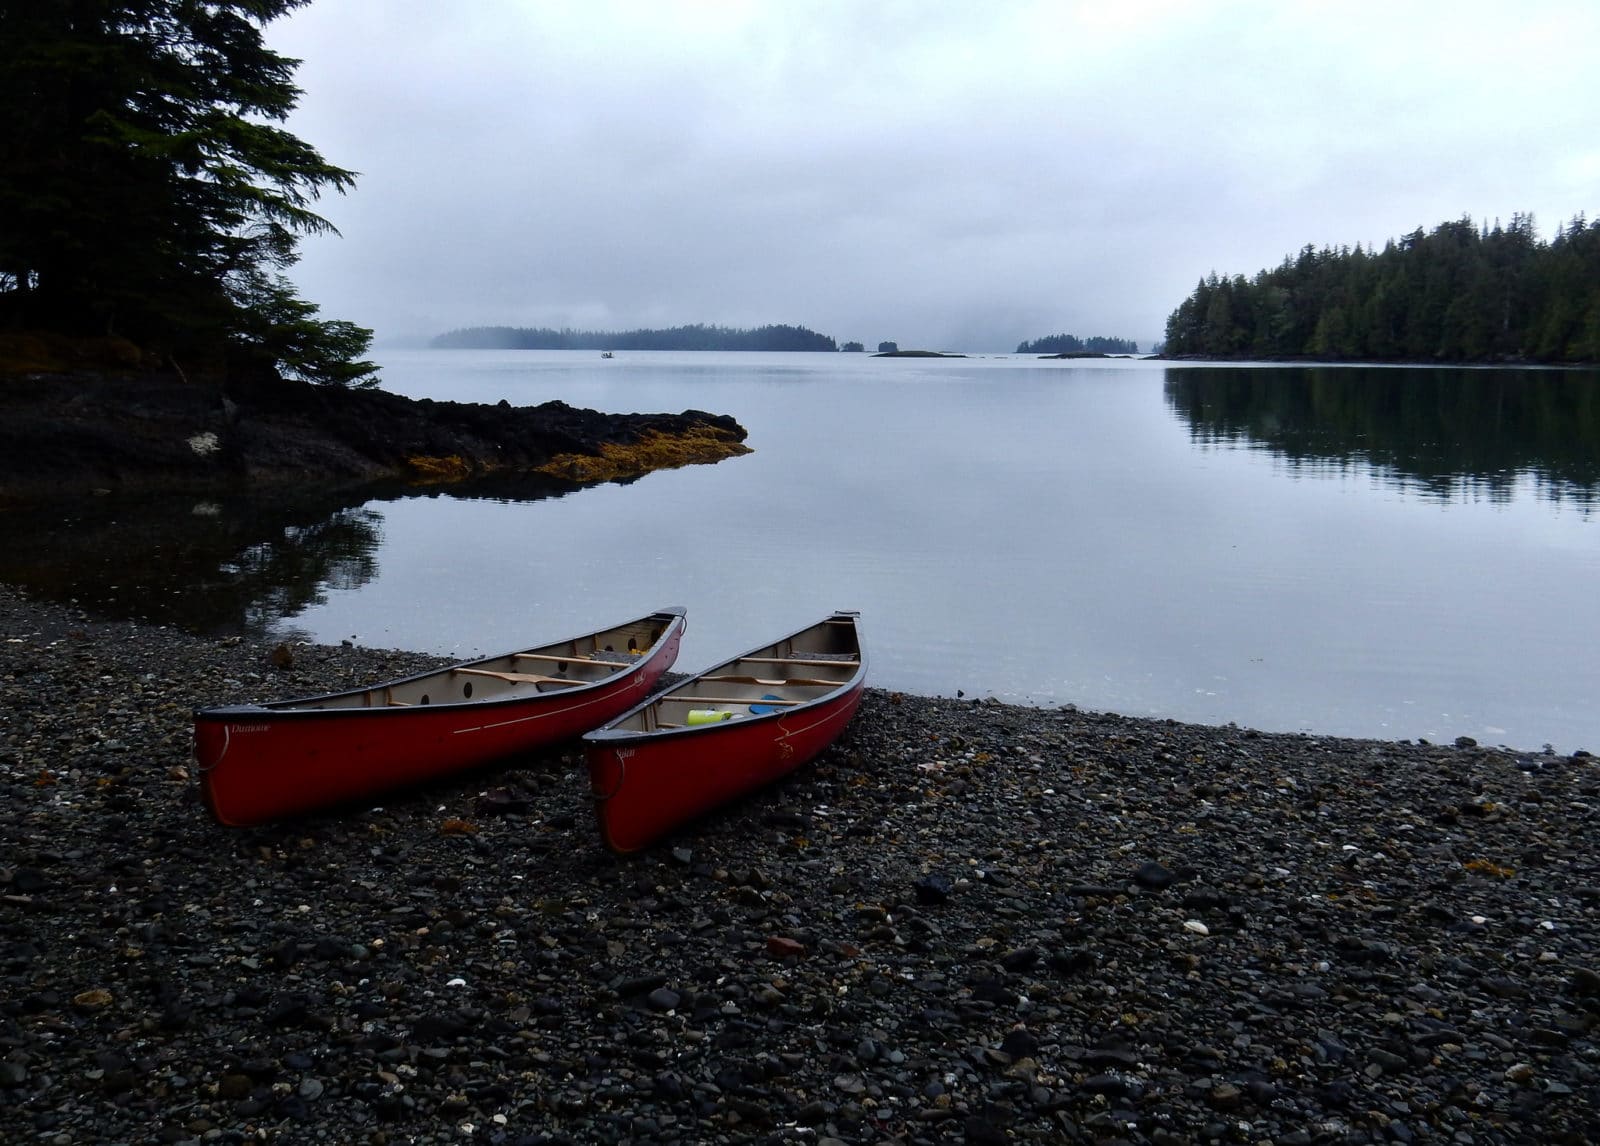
(223, 504), (383, 635)
(0, 473), (586, 637)
(1163, 366), (1600, 506)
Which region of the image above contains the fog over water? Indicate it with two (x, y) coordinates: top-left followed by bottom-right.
(268, 1), (1600, 351)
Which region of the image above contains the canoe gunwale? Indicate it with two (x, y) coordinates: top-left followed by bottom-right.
(587, 684), (864, 804)
(192, 607), (686, 723)
(585, 702), (799, 799)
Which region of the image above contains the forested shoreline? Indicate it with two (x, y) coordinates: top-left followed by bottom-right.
(433, 326), (1150, 355)
(432, 323), (838, 352)
(1163, 214), (1600, 364)
(1016, 333), (1139, 354)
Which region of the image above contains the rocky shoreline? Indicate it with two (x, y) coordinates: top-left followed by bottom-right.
(2, 585), (1598, 1145)
(0, 370), (749, 504)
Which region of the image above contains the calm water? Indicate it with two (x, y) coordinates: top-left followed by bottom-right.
(6, 351), (1597, 752)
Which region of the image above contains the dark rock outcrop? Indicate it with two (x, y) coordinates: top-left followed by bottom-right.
(0, 369), (749, 502)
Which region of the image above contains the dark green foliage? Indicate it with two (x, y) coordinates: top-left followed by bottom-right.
(877, 341), (898, 353)
(1017, 333), (1139, 354)
(1163, 214), (1600, 364)
(0, 0), (375, 385)
(841, 341), (865, 352)
(229, 271), (378, 387)
(432, 324), (838, 352)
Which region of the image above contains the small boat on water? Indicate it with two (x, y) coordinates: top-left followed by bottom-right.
(584, 611), (865, 853)
(196, 608), (687, 827)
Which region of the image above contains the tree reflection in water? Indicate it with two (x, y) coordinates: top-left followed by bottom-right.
(0, 474), (582, 637)
(1163, 366), (1600, 509)
(226, 507), (384, 634)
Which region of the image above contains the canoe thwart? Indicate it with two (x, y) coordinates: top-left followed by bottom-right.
(514, 651), (633, 668)
(699, 674), (846, 687)
(739, 656), (861, 668)
(656, 695), (806, 706)
(453, 667), (582, 686)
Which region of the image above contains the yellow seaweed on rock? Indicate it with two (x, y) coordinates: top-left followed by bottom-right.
(406, 454), (473, 482)
(534, 426), (752, 482)
(403, 425), (748, 486)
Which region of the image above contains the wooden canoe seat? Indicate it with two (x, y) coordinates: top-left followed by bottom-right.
(739, 656), (860, 668)
(657, 694), (805, 706)
(514, 651), (632, 668)
(700, 674), (843, 688)
(453, 668), (582, 686)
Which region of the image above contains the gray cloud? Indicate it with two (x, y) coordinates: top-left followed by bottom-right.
(272, 0), (1600, 351)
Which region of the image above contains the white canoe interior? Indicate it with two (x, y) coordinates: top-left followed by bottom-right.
(267, 615), (675, 711)
(608, 615), (861, 733)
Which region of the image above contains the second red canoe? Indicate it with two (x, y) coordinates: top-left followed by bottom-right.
(584, 611), (865, 853)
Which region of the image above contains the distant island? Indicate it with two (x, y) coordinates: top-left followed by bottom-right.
(1016, 333), (1140, 355)
(431, 323), (838, 352)
(1163, 212), (1600, 364)
(873, 349), (967, 358)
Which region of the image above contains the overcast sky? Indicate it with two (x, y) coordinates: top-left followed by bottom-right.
(268, 0), (1600, 352)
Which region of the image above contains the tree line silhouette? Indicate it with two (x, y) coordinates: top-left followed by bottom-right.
(1016, 333), (1139, 354)
(1163, 214), (1600, 364)
(432, 324), (838, 352)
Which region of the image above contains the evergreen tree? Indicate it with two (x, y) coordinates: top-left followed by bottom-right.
(1162, 214), (1600, 365)
(0, 0), (375, 384)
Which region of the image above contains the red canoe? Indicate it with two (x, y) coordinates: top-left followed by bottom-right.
(195, 608), (686, 826)
(584, 611), (865, 853)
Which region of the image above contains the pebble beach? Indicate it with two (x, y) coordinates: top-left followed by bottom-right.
(2, 584), (1597, 1145)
